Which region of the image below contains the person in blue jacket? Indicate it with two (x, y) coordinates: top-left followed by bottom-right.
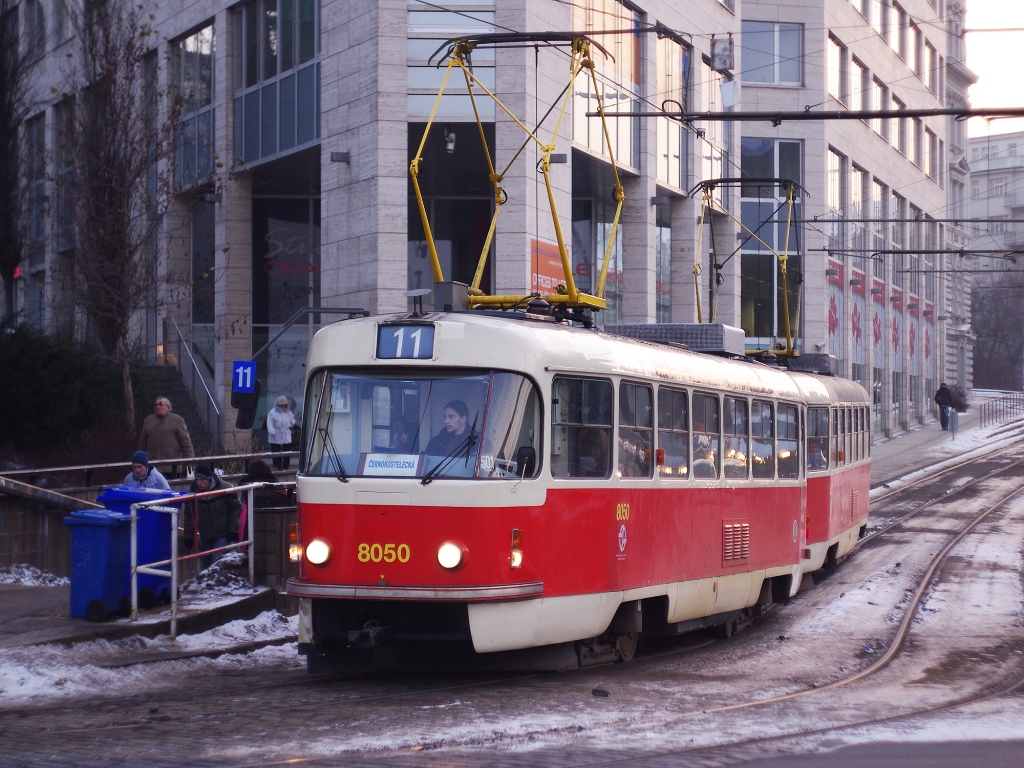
(123, 450), (171, 490)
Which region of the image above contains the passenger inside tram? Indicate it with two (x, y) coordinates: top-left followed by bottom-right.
(807, 438), (827, 471)
(577, 428), (609, 477)
(391, 419), (417, 453)
(691, 416), (717, 478)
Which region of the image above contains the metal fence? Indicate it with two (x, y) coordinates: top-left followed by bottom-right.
(130, 480), (295, 638)
(978, 392), (1024, 428)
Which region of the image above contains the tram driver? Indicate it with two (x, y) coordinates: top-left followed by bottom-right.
(426, 400), (472, 455)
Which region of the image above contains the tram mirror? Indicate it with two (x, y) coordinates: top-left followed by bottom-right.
(516, 446), (537, 477)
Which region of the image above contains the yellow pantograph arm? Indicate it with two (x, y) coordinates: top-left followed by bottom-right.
(778, 183), (797, 355)
(409, 56), (466, 284)
(691, 189), (712, 323)
(586, 40), (624, 302)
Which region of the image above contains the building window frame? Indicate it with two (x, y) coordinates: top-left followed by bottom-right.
(232, 0), (322, 168)
(741, 21), (803, 86)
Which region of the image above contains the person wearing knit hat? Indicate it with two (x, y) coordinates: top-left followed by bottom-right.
(186, 464), (242, 568)
(266, 395), (297, 471)
(124, 450), (171, 490)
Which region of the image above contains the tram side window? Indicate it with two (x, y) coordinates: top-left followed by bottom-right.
(657, 387), (689, 479)
(833, 408), (843, 466)
(691, 393), (720, 479)
(723, 397), (750, 479)
(551, 376), (613, 479)
(752, 400), (775, 478)
(864, 406), (871, 457)
(845, 408), (853, 466)
(851, 408), (858, 462)
(778, 404), (800, 479)
(855, 407), (863, 461)
(619, 382), (653, 478)
(807, 407), (829, 472)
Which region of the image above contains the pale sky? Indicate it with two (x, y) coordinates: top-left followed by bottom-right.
(966, 0), (1024, 137)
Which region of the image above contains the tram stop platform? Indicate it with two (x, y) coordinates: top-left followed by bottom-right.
(2, 389), (1022, 654)
(0, 558), (277, 653)
(869, 389), (1024, 488)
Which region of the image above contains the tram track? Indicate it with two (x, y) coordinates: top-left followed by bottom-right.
(267, 441), (1024, 764)
(218, 446), (1024, 765)
(464, 443), (1024, 765)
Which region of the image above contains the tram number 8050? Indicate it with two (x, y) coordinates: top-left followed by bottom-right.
(357, 543), (411, 563)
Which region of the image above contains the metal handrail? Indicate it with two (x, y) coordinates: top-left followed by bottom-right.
(979, 392), (1024, 428)
(165, 315), (223, 451)
(168, 315), (220, 414)
(0, 450), (296, 489)
(129, 480), (294, 638)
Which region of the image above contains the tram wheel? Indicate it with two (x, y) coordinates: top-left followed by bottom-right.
(615, 632), (639, 662)
(718, 618), (738, 639)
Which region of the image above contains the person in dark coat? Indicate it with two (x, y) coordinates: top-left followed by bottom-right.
(184, 464), (242, 567)
(934, 383), (954, 431)
(426, 400), (471, 455)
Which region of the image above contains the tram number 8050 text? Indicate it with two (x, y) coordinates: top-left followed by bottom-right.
(357, 543), (411, 563)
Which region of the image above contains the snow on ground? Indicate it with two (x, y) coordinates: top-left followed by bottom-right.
(0, 557), (302, 706)
(870, 408), (1024, 500)
(0, 611), (302, 706)
(0, 563), (69, 587)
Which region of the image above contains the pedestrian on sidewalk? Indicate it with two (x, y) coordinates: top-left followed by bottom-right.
(184, 464), (241, 568)
(934, 383), (954, 431)
(139, 396), (195, 478)
(266, 396), (296, 471)
(123, 450), (171, 490)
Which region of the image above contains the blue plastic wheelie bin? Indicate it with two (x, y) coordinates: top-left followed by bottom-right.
(63, 509), (131, 622)
(96, 486), (189, 607)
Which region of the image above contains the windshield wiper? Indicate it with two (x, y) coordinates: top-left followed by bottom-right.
(421, 414), (478, 485)
(316, 427), (349, 483)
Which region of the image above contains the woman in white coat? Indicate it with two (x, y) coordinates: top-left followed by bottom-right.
(266, 396), (297, 470)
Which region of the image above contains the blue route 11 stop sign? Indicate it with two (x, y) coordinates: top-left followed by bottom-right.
(232, 360), (257, 394)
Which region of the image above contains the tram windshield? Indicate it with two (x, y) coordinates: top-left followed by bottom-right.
(302, 369), (542, 480)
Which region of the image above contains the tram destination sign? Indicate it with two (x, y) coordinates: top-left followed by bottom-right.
(377, 324), (435, 360)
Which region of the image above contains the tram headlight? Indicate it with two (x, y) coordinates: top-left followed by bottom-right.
(305, 538), (332, 566)
(437, 541), (466, 570)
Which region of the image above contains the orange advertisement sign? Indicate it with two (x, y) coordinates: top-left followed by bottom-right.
(530, 239), (565, 294)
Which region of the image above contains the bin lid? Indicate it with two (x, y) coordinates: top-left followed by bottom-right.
(62, 509), (131, 526)
(97, 485), (189, 503)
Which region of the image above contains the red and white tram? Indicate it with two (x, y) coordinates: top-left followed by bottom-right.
(288, 309), (871, 670)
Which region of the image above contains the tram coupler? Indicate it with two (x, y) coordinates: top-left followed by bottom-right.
(348, 621), (394, 648)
